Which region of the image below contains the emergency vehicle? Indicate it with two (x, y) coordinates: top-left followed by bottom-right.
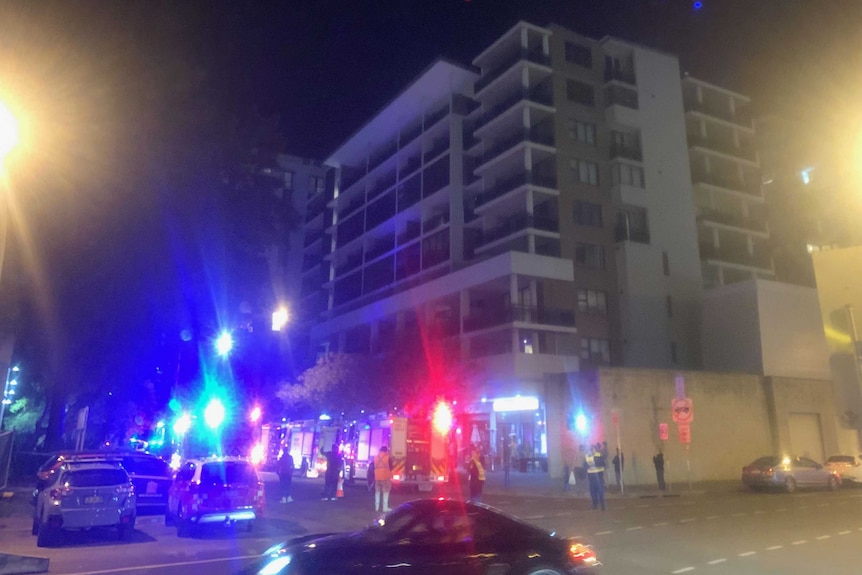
(388, 401), (455, 492)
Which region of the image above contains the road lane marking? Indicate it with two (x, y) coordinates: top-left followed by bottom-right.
(680, 518), (696, 523)
(707, 559), (727, 565)
(705, 515), (718, 520)
(792, 540), (807, 545)
(596, 530), (613, 535)
(817, 503), (829, 507)
(626, 526), (643, 531)
(753, 510), (765, 515)
(636, 504), (650, 508)
(839, 530), (851, 535)
(775, 508), (788, 512)
(766, 545), (783, 551)
(671, 568), (695, 574)
(61, 555), (262, 575)
(731, 512), (746, 517)
(738, 551), (756, 557)
(525, 515), (545, 519)
(816, 535), (831, 540)
(654, 521), (669, 526)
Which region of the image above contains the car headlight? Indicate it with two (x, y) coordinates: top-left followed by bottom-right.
(258, 554), (291, 575)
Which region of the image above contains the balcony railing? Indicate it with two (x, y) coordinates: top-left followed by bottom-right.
(605, 85), (639, 110)
(609, 142), (643, 162)
(604, 67), (636, 85)
(685, 99), (752, 129)
(305, 193), (327, 223)
(478, 214), (559, 247)
(463, 304), (576, 332)
(481, 124), (555, 166)
(699, 242), (772, 269)
(424, 138), (449, 162)
(696, 208), (767, 232)
(475, 46), (551, 93)
(474, 169), (558, 209)
(397, 222), (422, 245)
(474, 82), (554, 131)
(688, 135), (757, 163)
(423, 211), (450, 234)
(304, 229), (325, 247)
(368, 140), (398, 172)
(691, 169), (762, 197)
(401, 156), (421, 178)
(400, 123), (422, 147)
(339, 194), (365, 219)
(614, 225), (650, 244)
(425, 104), (450, 128)
(365, 235), (395, 262)
(335, 253), (363, 276)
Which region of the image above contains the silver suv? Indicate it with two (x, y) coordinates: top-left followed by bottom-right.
(32, 461), (137, 547)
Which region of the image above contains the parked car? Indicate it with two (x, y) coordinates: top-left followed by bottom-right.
(742, 455), (840, 492)
(824, 454), (862, 483)
(36, 450), (172, 513)
(32, 461), (136, 547)
(239, 498), (599, 575)
(166, 457), (264, 536)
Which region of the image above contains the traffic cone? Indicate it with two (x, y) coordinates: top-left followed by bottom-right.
(336, 476), (344, 498)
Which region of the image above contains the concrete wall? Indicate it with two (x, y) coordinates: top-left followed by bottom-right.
(545, 367), (838, 486)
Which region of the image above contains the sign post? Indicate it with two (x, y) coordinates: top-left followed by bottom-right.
(671, 398), (694, 489)
(611, 408), (623, 495)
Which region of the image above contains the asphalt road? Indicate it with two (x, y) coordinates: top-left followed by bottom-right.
(2, 475), (861, 575)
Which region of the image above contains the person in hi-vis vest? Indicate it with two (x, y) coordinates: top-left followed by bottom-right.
(373, 446), (393, 513)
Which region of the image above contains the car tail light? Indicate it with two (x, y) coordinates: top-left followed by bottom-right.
(49, 486), (71, 500)
(436, 475), (446, 482)
(392, 474), (401, 481)
(569, 543), (598, 565)
(764, 467), (774, 477)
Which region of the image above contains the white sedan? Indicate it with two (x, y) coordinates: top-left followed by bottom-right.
(825, 454), (862, 483)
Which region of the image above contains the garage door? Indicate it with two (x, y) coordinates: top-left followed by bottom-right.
(789, 413), (825, 463)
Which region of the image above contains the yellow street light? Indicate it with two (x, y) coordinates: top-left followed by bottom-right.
(0, 100), (19, 165)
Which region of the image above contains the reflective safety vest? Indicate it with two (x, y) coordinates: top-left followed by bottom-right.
(586, 452), (604, 474)
(374, 453), (392, 481)
(471, 457), (486, 481)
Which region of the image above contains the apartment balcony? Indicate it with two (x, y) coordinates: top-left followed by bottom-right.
(365, 235), (395, 262)
(422, 211), (450, 234)
(609, 142), (643, 162)
(302, 252), (324, 272)
(696, 208), (768, 234)
(605, 85), (639, 110)
(463, 305), (576, 333)
(614, 225), (650, 244)
(397, 221), (422, 245)
(691, 169), (762, 198)
(688, 134), (758, 164)
(339, 194), (366, 219)
(474, 170), (557, 210)
(684, 99), (753, 130)
(425, 104), (450, 129)
(334, 253), (363, 277)
(400, 123), (423, 148)
(304, 229), (325, 248)
(305, 193), (328, 224)
(474, 46), (551, 94)
(699, 242), (772, 269)
(604, 67), (636, 85)
(479, 125), (555, 169)
(368, 139), (398, 172)
(400, 155), (422, 179)
(474, 83), (554, 132)
(477, 214), (558, 248)
(424, 137), (450, 163)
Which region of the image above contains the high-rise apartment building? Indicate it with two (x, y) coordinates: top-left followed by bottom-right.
(305, 22), (706, 473)
(681, 77), (773, 289)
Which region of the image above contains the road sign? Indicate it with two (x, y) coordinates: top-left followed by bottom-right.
(672, 397), (694, 424)
(659, 422), (669, 441)
(678, 423), (691, 444)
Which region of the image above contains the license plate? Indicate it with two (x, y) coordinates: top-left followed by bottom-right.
(418, 484), (433, 492)
(84, 496), (104, 504)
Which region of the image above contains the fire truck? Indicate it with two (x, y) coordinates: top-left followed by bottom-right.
(388, 401), (455, 492)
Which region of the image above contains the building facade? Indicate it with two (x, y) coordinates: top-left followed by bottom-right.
(304, 22), (714, 473)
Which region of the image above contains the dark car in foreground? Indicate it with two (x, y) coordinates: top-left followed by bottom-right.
(742, 455), (840, 492)
(240, 498), (599, 575)
(36, 450), (172, 513)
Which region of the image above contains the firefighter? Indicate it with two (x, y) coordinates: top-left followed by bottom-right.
(468, 447), (486, 502)
(585, 443), (606, 511)
(373, 446), (393, 513)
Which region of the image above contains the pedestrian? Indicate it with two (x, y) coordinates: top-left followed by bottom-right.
(373, 446), (393, 513)
(322, 443), (342, 500)
(585, 444), (606, 511)
(277, 449), (294, 503)
(653, 449), (666, 491)
(468, 447), (486, 502)
(601, 441), (610, 487)
(576, 444), (588, 495)
(502, 435), (514, 489)
(612, 448), (624, 489)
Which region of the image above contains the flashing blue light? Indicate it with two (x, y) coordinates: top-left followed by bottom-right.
(575, 413), (588, 434)
(693, 1), (703, 10)
(204, 398), (226, 430)
(215, 331), (233, 356)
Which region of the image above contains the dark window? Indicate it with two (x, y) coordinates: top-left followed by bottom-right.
(568, 119), (596, 145)
(309, 175), (325, 196)
(573, 201), (603, 227)
(577, 289), (607, 314)
(580, 338), (610, 363)
(121, 457), (171, 477)
(566, 79), (595, 107)
(284, 170), (295, 191)
(574, 243), (605, 269)
(68, 469), (129, 487)
(200, 462), (258, 486)
(662, 251), (670, 275)
(565, 42), (592, 68)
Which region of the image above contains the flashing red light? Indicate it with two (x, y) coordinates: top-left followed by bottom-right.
(569, 543), (598, 565)
(249, 406), (262, 423)
(432, 400), (454, 434)
(392, 474), (402, 481)
(436, 475), (446, 482)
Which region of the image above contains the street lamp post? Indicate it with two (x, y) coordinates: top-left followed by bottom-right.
(0, 365), (20, 430)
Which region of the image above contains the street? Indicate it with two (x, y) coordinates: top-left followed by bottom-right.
(2, 473), (861, 575)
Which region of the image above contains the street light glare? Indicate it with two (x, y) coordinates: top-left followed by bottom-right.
(272, 306), (290, 331)
(215, 331), (233, 356)
(0, 100), (19, 161)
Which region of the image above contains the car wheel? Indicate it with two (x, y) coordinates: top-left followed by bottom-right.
(785, 477), (797, 493)
(176, 504), (192, 538)
(828, 476), (839, 491)
(36, 522), (59, 548)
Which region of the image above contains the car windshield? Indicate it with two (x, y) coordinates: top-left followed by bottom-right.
(200, 462), (257, 486)
(67, 469), (128, 487)
(827, 455), (855, 464)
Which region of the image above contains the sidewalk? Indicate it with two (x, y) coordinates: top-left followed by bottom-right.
(472, 469), (743, 499)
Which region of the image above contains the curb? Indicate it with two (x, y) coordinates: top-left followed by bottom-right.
(0, 554), (49, 575)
